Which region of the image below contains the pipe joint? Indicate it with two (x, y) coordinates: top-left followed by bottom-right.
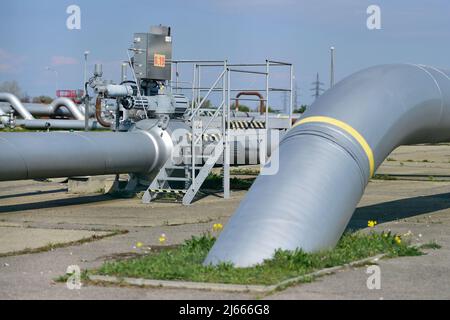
(285, 121), (371, 187)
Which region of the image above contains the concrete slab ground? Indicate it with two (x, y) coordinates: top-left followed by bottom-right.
(0, 227), (109, 255)
(0, 144), (450, 299)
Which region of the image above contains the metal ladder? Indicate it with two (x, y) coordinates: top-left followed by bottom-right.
(142, 135), (224, 205)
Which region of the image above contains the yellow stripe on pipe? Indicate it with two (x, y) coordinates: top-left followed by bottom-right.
(293, 116), (374, 177)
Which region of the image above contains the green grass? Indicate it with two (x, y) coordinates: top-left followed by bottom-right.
(420, 241), (442, 250)
(372, 174), (398, 181)
(202, 173), (254, 190)
(55, 269), (90, 283)
(93, 231), (423, 286)
(0, 230), (127, 258)
(0, 127), (35, 132)
(229, 168), (260, 176)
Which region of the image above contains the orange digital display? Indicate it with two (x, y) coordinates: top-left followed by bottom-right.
(154, 54), (166, 68)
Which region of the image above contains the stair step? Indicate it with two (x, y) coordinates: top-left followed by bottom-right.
(165, 165), (189, 170)
(158, 177), (191, 182)
(148, 189), (187, 194)
(184, 155), (211, 158)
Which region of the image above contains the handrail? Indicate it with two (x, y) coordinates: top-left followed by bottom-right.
(228, 69), (268, 75)
(194, 101), (225, 145)
(188, 69), (226, 121)
(166, 87), (291, 92)
(266, 60), (292, 66)
(190, 62), (227, 192)
(170, 59), (226, 64)
(172, 58), (293, 202)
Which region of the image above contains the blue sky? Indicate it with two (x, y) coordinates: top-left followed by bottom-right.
(1, 0), (450, 107)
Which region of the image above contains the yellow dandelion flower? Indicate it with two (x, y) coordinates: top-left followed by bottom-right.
(394, 235), (402, 244)
(159, 233), (166, 244)
(368, 220), (377, 228)
(213, 223), (223, 232)
(136, 242), (143, 248)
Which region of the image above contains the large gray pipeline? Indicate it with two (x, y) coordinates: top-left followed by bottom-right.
(205, 64), (450, 267)
(0, 125), (172, 181)
(15, 119), (106, 130)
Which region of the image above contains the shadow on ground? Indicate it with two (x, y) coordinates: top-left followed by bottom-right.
(0, 194), (113, 213)
(0, 189), (67, 200)
(348, 192), (450, 230)
(1, 184), (450, 230)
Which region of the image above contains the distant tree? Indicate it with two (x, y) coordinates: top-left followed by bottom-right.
(231, 103), (250, 112)
(0, 80), (23, 98)
(237, 105), (250, 112)
(21, 94), (31, 103)
(293, 104), (308, 114)
(192, 97), (213, 109)
(231, 103), (277, 113)
(263, 106), (278, 113)
(32, 96), (53, 104)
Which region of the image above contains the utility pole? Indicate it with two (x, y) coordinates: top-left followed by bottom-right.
(83, 51), (90, 91)
(311, 73), (324, 100)
(83, 51), (90, 131)
(330, 46), (335, 88)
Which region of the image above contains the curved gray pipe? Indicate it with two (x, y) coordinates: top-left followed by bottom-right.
(1, 103), (94, 118)
(0, 93), (34, 120)
(48, 97), (85, 120)
(205, 64), (450, 267)
(0, 95), (85, 120)
(0, 125), (173, 181)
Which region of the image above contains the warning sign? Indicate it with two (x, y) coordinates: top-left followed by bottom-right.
(154, 54), (166, 68)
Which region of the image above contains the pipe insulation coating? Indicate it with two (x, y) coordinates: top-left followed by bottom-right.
(205, 64), (450, 267)
(0, 127), (173, 181)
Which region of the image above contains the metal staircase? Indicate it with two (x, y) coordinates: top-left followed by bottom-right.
(141, 135), (224, 205)
(142, 59), (294, 205)
(142, 63), (229, 205)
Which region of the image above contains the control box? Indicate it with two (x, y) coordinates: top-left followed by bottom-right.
(133, 26), (172, 81)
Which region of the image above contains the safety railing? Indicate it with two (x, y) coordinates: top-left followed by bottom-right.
(170, 59), (294, 199)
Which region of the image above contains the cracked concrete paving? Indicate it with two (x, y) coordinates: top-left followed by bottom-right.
(0, 145), (450, 299)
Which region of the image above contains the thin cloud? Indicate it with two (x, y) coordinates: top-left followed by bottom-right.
(51, 55), (78, 66)
(0, 48), (25, 74)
